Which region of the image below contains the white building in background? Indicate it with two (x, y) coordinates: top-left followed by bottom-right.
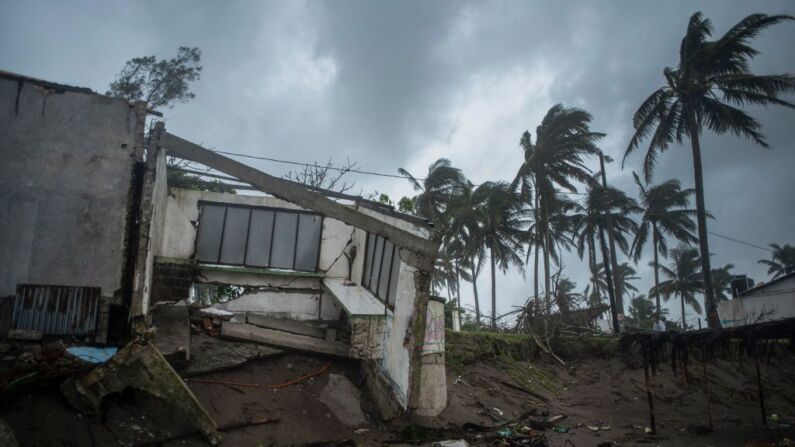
(718, 272), (795, 328)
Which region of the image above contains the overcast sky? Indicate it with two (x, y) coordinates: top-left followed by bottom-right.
(2, 1), (793, 326)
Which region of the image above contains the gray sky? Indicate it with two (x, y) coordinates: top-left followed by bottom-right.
(2, 1), (794, 326)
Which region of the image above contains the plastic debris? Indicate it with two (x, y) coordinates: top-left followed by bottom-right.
(66, 347), (118, 363)
(552, 426), (570, 433)
(497, 428), (513, 438)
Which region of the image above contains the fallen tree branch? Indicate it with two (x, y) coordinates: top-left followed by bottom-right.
(532, 334), (566, 367)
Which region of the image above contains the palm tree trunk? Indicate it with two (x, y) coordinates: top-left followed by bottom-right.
(652, 224), (662, 323)
(599, 152), (624, 318)
(533, 183), (540, 318)
(687, 112), (719, 328)
(680, 293), (686, 332)
(588, 232), (600, 305)
(490, 247), (497, 329)
(471, 254), (481, 326)
(455, 265), (463, 329)
(599, 223), (620, 333)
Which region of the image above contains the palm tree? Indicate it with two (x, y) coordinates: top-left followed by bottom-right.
(571, 184), (639, 330)
(650, 246), (702, 331)
(472, 181), (528, 328)
(710, 263), (735, 302)
(613, 262), (640, 297)
(758, 243), (795, 279)
(624, 12), (795, 328)
(553, 276), (582, 318)
(399, 158), (465, 222)
(631, 173), (698, 323)
(515, 105), (604, 327)
(447, 180), (487, 325)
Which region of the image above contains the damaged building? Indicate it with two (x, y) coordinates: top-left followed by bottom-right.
(0, 71), (448, 443)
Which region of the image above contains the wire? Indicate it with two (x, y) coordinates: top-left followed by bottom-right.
(207, 148), (589, 195)
(708, 231), (773, 252)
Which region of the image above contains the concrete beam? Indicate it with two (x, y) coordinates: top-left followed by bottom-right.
(160, 132), (438, 263)
(221, 321), (351, 358)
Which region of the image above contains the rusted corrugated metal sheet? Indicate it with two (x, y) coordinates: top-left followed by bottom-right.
(11, 285), (100, 336)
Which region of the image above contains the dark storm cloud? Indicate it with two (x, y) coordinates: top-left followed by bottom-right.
(2, 0), (793, 322)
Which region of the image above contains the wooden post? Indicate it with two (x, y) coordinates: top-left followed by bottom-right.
(754, 351), (767, 426)
(642, 346), (657, 434)
(701, 348), (713, 430)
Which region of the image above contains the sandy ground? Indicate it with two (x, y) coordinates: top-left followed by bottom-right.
(1, 337), (794, 446)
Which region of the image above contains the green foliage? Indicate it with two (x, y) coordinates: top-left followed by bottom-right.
(397, 196), (416, 214)
(759, 243), (795, 279)
(166, 169), (237, 194)
(624, 295), (664, 330)
(107, 47), (202, 110)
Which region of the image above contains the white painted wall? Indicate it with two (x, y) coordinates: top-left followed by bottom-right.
(718, 275), (795, 327)
(158, 187), (437, 410)
(140, 149), (168, 315)
(158, 188), (364, 322)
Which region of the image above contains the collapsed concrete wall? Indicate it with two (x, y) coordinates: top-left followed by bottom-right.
(0, 73), (144, 342)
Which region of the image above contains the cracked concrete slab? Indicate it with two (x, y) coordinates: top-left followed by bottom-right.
(319, 373), (367, 427)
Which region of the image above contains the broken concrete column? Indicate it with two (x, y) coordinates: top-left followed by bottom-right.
(61, 340), (221, 445)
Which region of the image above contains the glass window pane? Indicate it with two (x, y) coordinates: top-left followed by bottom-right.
(295, 214), (322, 271)
(369, 236), (384, 294)
(219, 207), (250, 264)
(363, 233), (376, 288)
(270, 212), (298, 269)
(246, 210), (274, 267)
(195, 205), (226, 262)
(378, 240), (394, 299)
(387, 247), (400, 306)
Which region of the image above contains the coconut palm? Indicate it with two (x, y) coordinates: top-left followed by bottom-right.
(447, 180), (487, 325)
(650, 246), (702, 331)
(472, 181), (528, 328)
(588, 262), (640, 304)
(624, 12), (795, 328)
(758, 243), (795, 279)
(399, 158), (465, 222)
(571, 184), (639, 329)
(553, 276), (582, 317)
(515, 105), (604, 326)
(710, 263), (735, 302)
(631, 173), (698, 322)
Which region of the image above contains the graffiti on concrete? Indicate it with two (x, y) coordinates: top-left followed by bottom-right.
(422, 306), (444, 354)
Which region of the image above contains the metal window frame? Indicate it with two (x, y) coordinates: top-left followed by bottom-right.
(196, 200), (323, 272)
(361, 231), (397, 310)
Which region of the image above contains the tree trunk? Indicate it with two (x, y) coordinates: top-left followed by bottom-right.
(533, 175), (540, 319)
(542, 207), (552, 340)
(490, 247), (497, 329)
(687, 112), (719, 328)
(652, 224), (662, 323)
(599, 152), (624, 317)
(599, 223), (620, 333)
(471, 255), (481, 326)
(455, 265), (463, 329)
(680, 293), (686, 332)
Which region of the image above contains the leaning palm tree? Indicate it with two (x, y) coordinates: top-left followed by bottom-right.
(399, 158), (465, 222)
(515, 105), (604, 326)
(472, 181), (528, 328)
(650, 246), (703, 331)
(624, 12), (795, 328)
(758, 243), (795, 279)
(631, 173), (698, 323)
